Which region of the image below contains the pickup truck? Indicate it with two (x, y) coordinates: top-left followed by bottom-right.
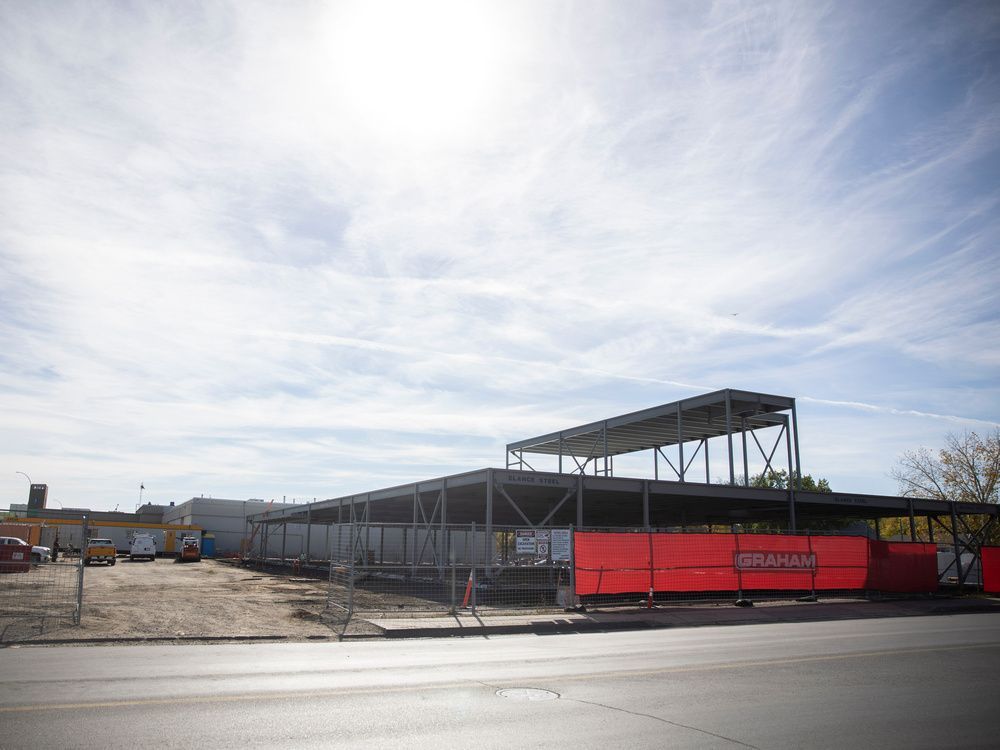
(84, 538), (117, 566)
(0, 536), (50, 563)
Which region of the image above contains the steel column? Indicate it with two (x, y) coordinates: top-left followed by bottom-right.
(785, 424), (796, 531)
(725, 390), (735, 485)
(642, 480), (650, 528)
(576, 474), (584, 527)
(677, 406), (685, 482)
(950, 503), (965, 590)
(412, 485), (419, 571)
(486, 469), (494, 567)
(603, 422), (609, 476)
(741, 417), (749, 486)
(791, 399), (802, 490)
(305, 505), (312, 562)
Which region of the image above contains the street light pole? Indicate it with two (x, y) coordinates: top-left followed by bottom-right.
(15, 471), (31, 485)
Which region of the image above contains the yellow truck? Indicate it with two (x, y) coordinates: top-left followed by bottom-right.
(84, 538), (117, 566)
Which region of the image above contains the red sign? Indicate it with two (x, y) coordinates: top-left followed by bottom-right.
(734, 551), (816, 571)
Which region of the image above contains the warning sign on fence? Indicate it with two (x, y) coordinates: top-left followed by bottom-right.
(551, 529), (571, 561)
(516, 530), (536, 555)
(536, 530), (550, 557)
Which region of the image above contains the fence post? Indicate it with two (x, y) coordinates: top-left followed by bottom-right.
(734, 532), (752, 607)
(569, 525), (576, 610)
(449, 541), (457, 615)
(806, 532), (817, 602)
(646, 529), (654, 608)
(75, 515), (88, 625)
(471, 521), (477, 615)
(346, 521), (356, 626)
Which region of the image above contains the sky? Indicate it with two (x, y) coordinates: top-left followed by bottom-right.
(1, 0), (998, 512)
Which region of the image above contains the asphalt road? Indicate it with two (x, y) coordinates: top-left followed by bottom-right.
(2, 613), (999, 749)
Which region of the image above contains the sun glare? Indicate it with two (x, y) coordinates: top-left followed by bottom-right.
(323, 0), (514, 145)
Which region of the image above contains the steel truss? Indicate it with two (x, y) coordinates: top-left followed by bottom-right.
(505, 389), (802, 489)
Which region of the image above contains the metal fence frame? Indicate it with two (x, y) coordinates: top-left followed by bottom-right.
(0, 516), (87, 642)
(324, 522), (576, 629)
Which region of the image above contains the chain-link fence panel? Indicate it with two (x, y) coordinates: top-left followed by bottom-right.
(323, 523), (576, 625)
(1, 522), (86, 642)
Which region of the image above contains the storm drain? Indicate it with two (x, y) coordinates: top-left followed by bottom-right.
(496, 688), (559, 702)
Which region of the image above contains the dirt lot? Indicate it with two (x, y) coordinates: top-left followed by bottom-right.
(7, 558), (343, 643)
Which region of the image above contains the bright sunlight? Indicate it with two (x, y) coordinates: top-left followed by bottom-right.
(322, 0), (517, 146)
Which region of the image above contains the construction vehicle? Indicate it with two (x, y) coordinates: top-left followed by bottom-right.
(179, 536), (201, 562)
(84, 538), (117, 566)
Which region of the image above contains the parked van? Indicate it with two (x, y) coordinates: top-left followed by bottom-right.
(130, 534), (157, 561)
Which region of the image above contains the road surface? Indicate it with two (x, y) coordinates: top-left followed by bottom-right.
(2, 613), (999, 748)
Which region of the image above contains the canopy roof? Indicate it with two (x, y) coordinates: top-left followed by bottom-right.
(506, 389), (795, 459)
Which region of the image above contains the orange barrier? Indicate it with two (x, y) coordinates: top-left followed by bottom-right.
(574, 532), (936, 596)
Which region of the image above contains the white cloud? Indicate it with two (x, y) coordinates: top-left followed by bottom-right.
(1, 1), (997, 509)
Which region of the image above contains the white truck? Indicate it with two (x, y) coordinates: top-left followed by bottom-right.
(129, 534), (157, 561)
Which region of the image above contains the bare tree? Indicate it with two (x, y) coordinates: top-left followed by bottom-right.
(892, 430), (999, 505)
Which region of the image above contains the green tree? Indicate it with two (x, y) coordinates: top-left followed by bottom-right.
(750, 469), (831, 493)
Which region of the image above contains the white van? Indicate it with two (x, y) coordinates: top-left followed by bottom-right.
(129, 534), (157, 561)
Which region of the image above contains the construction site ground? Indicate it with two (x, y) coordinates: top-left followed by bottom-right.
(5, 557), (999, 646)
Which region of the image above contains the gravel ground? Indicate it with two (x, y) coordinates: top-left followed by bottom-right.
(2, 558), (344, 644)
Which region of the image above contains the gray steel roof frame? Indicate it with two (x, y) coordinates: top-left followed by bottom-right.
(505, 388), (802, 488)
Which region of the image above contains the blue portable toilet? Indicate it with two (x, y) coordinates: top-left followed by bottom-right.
(201, 534), (216, 558)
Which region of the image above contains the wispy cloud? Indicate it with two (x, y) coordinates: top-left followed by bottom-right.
(1, 1), (998, 508)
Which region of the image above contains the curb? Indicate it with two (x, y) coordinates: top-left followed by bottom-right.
(369, 600), (1000, 640)
(1, 634), (337, 647)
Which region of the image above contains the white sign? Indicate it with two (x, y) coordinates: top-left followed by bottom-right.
(516, 530), (536, 555)
(550, 529), (571, 561)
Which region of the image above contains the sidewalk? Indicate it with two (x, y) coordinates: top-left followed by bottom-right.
(361, 596), (1000, 639)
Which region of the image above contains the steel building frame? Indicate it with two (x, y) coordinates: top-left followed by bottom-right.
(246, 388), (999, 587)
(505, 389), (801, 488)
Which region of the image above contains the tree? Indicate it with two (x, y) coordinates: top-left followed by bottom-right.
(750, 469), (831, 493)
(892, 430), (1000, 505)
(893, 430), (1000, 545)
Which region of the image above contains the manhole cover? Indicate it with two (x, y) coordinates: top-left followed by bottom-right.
(496, 688), (559, 702)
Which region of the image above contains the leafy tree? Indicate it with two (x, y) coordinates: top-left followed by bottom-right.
(892, 430), (1000, 505)
(750, 469), (831, 493)
(892, 430), (1000, 544)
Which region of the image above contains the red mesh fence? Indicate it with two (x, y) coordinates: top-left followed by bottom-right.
(867, 540), (938, 592)
(574, 532), (936, 596)
(983, 546), (1000, 594)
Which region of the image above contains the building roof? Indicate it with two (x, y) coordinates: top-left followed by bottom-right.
(506, 388), (794, 459)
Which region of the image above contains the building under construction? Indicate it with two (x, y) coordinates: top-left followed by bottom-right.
(247, 389), (997, 600)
